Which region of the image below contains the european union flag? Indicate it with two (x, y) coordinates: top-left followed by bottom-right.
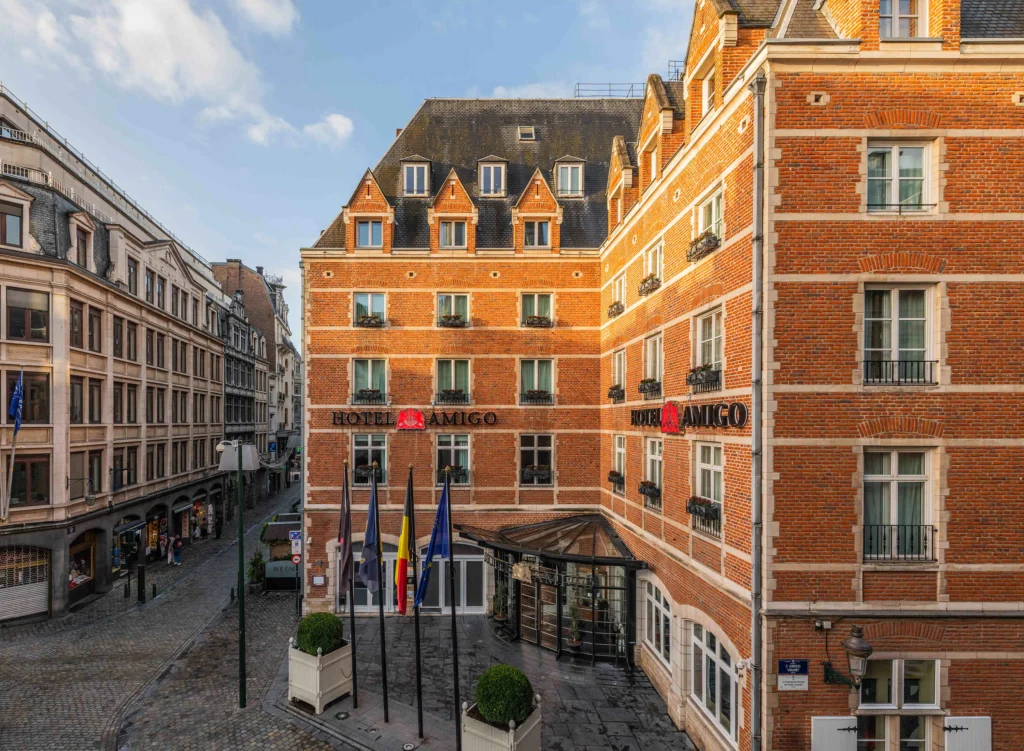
(414, 473), (450, 608)
(8, 371), (23, 436)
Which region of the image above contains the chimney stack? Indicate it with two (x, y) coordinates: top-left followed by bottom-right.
(256, 266), (264, 275)
(396, 128), (402, 137)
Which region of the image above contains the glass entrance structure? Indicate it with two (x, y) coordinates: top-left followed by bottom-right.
(457, 514), (646, 666)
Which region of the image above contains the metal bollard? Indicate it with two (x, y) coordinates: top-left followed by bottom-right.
(137, 564), (146, 604)
(152, 583), (157, 599)
(230, 587), (235, 604)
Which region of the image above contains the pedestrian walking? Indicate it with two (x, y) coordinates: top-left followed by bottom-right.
(192, 523), (200, 543)
(167, 535), (174, 566)
(173, 536), (183, 566)
(215, 515), (223, 540)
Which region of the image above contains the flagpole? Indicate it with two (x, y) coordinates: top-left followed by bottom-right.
(445, 467), (462, 750)
(408, 465), (424, 739)
(372, 462), (389, 723)
(344, 462), (358, 710)
(2, 368), (24, 523)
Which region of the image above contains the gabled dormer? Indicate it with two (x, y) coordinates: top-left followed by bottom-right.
(607, 136), (638, 232)
(343, 169), (394, 253)
(554, 156), (586, 198)
(512, 168), (562, 253)
(428, 169), (478, 253)
(637, 74), (686, 193)
(0, 181), (33, 253)
(477, 155), (508, 198)
(400, 154), (431, 197)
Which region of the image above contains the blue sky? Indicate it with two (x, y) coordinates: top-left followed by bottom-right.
(0, 0), (693, 337)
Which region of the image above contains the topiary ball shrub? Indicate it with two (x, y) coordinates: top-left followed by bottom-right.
(474, 664), (535, 727)
(295, 612), (346, 657)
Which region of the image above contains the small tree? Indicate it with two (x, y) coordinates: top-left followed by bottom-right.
(248, 550), (266, 586)
(475, 664), (535, 727)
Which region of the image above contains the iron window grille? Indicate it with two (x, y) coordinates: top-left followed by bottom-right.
(355, 313), (385, 328)
(638, 274), (661, 297)
(863, 360), (938, 385)
(607, 385), (626, 403)
(863, 524), (936, 562)
(639, 481), (661, 509)
(688, 229), (721, 263)
(521, 390), (554, 406)
(687, 496), (722, 538)
(607, 301), (625, 318)
(638, 379), (662, 399)
(687, 366), (722, 393)
(521, 465), (552, 485)
(435, 389), (470, 405)
(352, 389), (388, 405)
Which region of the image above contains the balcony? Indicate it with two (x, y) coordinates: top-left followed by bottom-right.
(351, 389), (389, 406)
(435, 389), (470, 405)
(607, 301), (625, 319)
(436, 467), (470, 486)
(638, 481), (661, 510)
(520, 466), (553, 485)
(438, 314), (467, 328)
(687, 229), (721, 263)
(354, 314), (386, 328)
(638, 275), (661, 297)
(687, 366), (722, 393)
(607, 471), (625, 494)
(863, 360), (938, 386)
(638, 379), (662, 400)
(607, 385), (626, 403)
(687, 496), (721, 538)
(520, 390), (554, 406)
(353, 464), (386, 485)
(863, 525), (936, 562)
(522, 315), (553, 329)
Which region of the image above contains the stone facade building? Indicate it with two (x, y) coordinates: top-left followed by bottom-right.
(0, 87), (228, 621)
(304, 1), (1023, 747)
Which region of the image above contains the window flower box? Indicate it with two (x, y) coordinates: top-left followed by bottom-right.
(686, 496), (720, 520)
(638, 275), (661, 297)
(353, 388), (386, 405)
(638, 379), (661, 398)
(687, 229), (721, 263)
(437, 388), (469, 405)
(607, 385), (625, 402)
(438, 313), (467, 328)
(354, 464), (384, 482)
(638, 481), (661, 500)
(521, 390), (554, 405)
(523, 315), (553, 328)
(355, 314), (385, 328)
(521, 465), (552, 483)
(607, 470), (624, 485)
(607, 301), (625, 318)
(438, 466), (469, 485)
(687, 365), (722, 392)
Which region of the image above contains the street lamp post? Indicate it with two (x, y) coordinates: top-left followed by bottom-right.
(237, 441), (246, 709)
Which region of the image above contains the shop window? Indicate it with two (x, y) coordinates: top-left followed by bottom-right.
(70, 377), (84, 425)
(0, 201), (23, 247)
(690, 622), (738, 742)
(69, 532), (95, 598)
(524, 221), (550, 248)
(440, 220), (467, 248)
(88, 307), (102, 353)
(356, 220), (383, 248)
(644, 582), (671, 665)
(353, 433), (387, 485)
(10, 455), (50, 507)
(7, 288), (49, 342)
(7, 372), (49, 425)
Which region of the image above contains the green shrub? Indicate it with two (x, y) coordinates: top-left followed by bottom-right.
(296, 612), (346, 656)
(475, 664), (534, 727)
(248, 550), (266, 584)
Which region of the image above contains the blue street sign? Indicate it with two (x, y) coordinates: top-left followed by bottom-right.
(779, 659), (809, 675)
(269, 442), (277, 452)
(288, 530), (301, 541)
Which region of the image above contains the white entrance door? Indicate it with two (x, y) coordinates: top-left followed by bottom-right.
(418, 544), (486, 615)
(811, 717), (857, 751)
(945, 717), (992, 751)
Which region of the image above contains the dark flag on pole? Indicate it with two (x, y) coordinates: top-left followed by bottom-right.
(414, 474), (450, 608)
(338, 464), (353, 593)
(358, 467), (381, 594)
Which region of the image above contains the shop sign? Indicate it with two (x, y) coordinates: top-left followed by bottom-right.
(332, 407), (498, 429)
(266, 561), (296, 578)
(630, 402), (749, 432)
(777, 659), (809, 691)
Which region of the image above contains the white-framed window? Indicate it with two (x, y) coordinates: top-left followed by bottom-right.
(613, 435), (626, 493)
(521, 293), (552, 323)
(356, 220), (383, 248)
(0, 200), (25, 248)
(438, 292), (469, 324)
(612, 349), (626, 388)
(518, 125), (535, 141)
(520, 359), (553, 396)
(524, 220), (550, 248)
(644, 581), (671, 665)
(646, 243), (663, 279)
(697, 443), (723, 503)
(691, 622), (739, 742)
(879, 0), (922, 38)
(863, 449), (930, 559)
(353, 359), (387, 395)
(353, 434), (387, 485)
(867, 143), (927, 211)
(613, 274), (626, 305)
(646, 438), (663, 487)
(557, 163), (583, 197)
(863, 286), (933, 384)
(860, 658), (939, 710)
(354, 292), (386, 323)
(645, 335), (663, 382)
(437, 359), (470, 399)
(480, 163), (505, 196)
(403, 163), (429, 196)
(440, 221), (467, 248)
(437, 434), (470, 484)
(699, 190), (724, 238)
(703, 69), (716, 114)
(698, 309), (723, 370)
(519, 434), (553, 485)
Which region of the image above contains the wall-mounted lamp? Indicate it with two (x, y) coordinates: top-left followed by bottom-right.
(823, 625), (873, 688)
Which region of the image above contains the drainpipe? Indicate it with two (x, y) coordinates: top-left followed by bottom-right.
(748, 70), (767, 751)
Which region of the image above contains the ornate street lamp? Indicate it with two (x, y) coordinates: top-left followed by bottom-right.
(823, 625), (873, 687)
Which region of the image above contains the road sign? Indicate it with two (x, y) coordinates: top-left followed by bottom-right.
(269, 442), (277, 452)
(777, 659), (809, 691)
(291, 539), (301, 554)
(291, 554), (301, 564)
(288, 530), (301, 541)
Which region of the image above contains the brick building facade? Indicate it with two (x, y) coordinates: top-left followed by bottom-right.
(302, 1), (1023, 747)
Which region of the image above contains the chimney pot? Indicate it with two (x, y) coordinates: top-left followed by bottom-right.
(256, 266), (264, 275)
(396, 128), (402, 137)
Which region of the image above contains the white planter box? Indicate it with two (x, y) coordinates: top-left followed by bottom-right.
(287, 637), (353, 715)
(462, 701), (541, 751)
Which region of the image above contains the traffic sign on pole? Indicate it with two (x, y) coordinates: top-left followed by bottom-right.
(291, 554), (301, 564)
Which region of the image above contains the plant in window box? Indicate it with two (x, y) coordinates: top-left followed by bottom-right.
(638, 378), (661, 395)
(462, 665), (541, 751)
(686, 496), (720, 520)
(437, 388), (468, 404)
(522, 464), (551, 482)
(687, 228), (721, 263)
(288, 612), (352, 715)
(438, 313), (466, 328)
(524, 389), (552, 403)
(607, 469), (624, 485)
(638, 274), (661, 296)
(492, 577), (508, 623)
(355, 313), (384, 328)
(638, 481), (661, 499)
(354, 464), (383, 481)
(686, 364), (720, 387)
(523, 315), (553, 328)
(607, 384), (625, 401)
(447, 465), (468, 482)
(607, 301), (625, 318)
(355, 388), (383, 403)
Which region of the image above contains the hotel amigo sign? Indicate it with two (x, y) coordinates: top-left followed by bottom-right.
(332, 407), (498, 429)
(631, 402), (749, 432)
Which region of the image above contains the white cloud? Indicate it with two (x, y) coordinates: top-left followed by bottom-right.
(641, 1), (694, 77)
(0, 0), (84, 70)
(230, 0), (298, 35)
(303, 114), (355, 147)
(579, 0), (609, 29)
(491, 82), (572, 99)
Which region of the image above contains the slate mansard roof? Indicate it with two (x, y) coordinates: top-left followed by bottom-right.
(316, 98), (643, 251)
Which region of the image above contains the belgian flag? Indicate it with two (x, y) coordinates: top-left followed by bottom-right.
(395, 466), (414, 615)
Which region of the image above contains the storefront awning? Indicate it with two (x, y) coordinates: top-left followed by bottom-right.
(456, 514), (645, 568)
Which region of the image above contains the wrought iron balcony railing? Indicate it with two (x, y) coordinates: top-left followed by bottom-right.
(687, 367), (722, 393)
(638, 380), (662, 399)
(863, 524), (936, 561)
(687, 496), (722, 538)
(866, 202), (937, 215)
(435, 389), (470, 405)
(351, 389), (389, 405)
(437, 467), (470, 486)
(438, 314), (467, 328)
(638, 275), (661, 297)
(522, 315), (553, 328)
(353, 465), (386, 485)
(520, 466), (553, 485)
(607, 471), (625, 494)
(607, 301), (625, 319)
(639, 482), (661, 509)
(863, 360), (938, 386)
(687, 230), (721, 263)
(520, 390), (554, 406)
(607, 385), (625, 403)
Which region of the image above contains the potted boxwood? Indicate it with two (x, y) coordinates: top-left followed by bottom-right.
(566, 594), (583, 651)
(493, 577), (508, 623)
(462, 665), (541, 751)
(247, 550), (266, 594)
(288, 612), (353, 715)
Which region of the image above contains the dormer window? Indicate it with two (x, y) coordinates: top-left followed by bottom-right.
(880, 0), (920, 37)
(403, 164), (429, 196)
(518, 125), (536, 142)
(703, 69), (716, 114)
(480, 163), (505, 197)
(557, 163), (583, 197)
(0, 201), (24, 248)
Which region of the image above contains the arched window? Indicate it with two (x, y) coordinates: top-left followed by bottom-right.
(690, 621), (738, 741)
